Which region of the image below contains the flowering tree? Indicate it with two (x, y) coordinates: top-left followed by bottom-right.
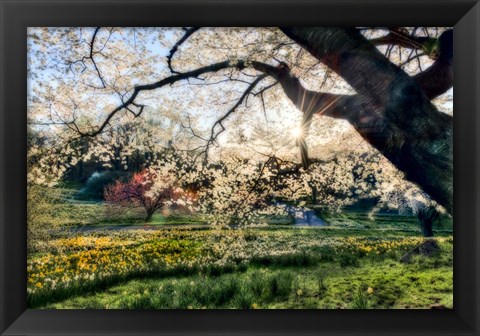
(104, 168), (181, 222)
(190, 157), (285, 226)
(27, 27), (453, 224)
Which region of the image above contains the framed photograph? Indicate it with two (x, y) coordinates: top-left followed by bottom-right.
(1, 0), (479, 335)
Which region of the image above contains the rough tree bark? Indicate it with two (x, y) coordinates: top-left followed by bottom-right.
(275, 28), (453, 214)
(418, 207), (440, 237)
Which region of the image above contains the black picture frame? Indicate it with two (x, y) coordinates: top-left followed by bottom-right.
(1, 1), (479, 335)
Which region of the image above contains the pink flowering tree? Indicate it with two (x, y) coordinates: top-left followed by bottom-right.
(104, 169), (181, 222)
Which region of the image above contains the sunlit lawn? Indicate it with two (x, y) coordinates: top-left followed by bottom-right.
(27, 199), (453, 309)
(41, 255), (453, 309)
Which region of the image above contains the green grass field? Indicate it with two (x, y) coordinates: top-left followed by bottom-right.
(40, 246), (452, 309)
(27, 193), (453, 309)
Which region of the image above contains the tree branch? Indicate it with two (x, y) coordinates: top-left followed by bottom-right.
(167, 27), (200, 74)
(81, 60), (242, 137)
(369, 28), (431, 50)
(89, 27), (107, 88)
(412, 30), (453, 99)
(278, 27), (453, 214)
(201, 74), (268, 160)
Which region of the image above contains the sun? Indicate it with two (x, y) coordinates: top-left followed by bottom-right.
(291, 127), (303, 138)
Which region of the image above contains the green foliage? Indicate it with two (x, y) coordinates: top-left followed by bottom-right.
(316, 272), (328, 297)
(27, 185), (63, 252)
(350, 285), (371, 309)
(78, 171), (129, 200)
(338, 252), (360, 268)
(215, 276), (241, 305)
(40, 246), (453, 309)
(233, 289), (256, 309)
(251, 251), (320, 267)
(267, 272), (294, 300)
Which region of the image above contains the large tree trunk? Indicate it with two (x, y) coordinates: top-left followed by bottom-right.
(420, 219), (434, 238)
(418, 207), (440, 237)
(278, 28), (453, 214)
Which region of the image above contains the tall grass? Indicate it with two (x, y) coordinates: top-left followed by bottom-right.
(108, 270), (295, 309)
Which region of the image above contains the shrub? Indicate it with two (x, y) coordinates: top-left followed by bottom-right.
(338, 252), (360, 268)
(78, 171), (128, 200)
(27, 185), (62, 253)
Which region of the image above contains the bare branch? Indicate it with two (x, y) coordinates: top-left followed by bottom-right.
(81, 60), (243, 138)
(89, 27), (107, 88)
(201, 74), (268, 160)
(166, 27), (200, 74)
(369, 28), (431, 50)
